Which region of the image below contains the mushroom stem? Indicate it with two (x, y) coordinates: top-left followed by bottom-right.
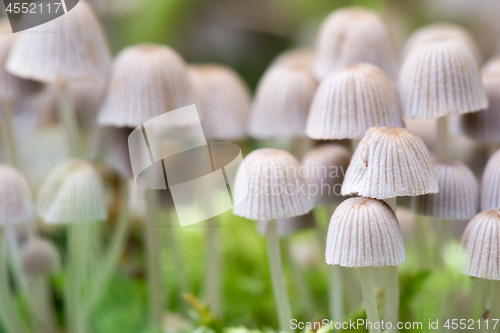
(204, 218), (221, 317)
(0, 237), (26, 333)
(329, 265), (344, 322)
(437, 116), (448, 160)
(282, 237), (315, 320)
(56, 83), (81, 157)
(0, 100), (19, 167)
(266, 219), (292, 332)
(435, 218), (451, 266)
(26, 276), (56, 333)
(359, 267), (381, 333)
(383, 266), (399, 332)
(144, 191), (164, 328)
(489, 280), (500, 332)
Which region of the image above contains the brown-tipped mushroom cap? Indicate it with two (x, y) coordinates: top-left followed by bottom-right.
(306, 63), (403, 140)
(402, 22), (481, 62)
(257, 212), (316, 238)
(36, 160), (107, 224)
(248, 63), (317, 139)
(301, 144), (352, 205)
(481, 149), (500, 211)
(460, 58), (500, 142)
(232, 148), (313, 221)
(461, 209), (500, 280)
(413, 160), (479, 220)
(326, 197), (406, 267)
(21, 237), (61, 276)
(399, 40), (488, 119)
(342, 127), (438, 199)
(98, 44), (193, 128)
(7, 1), (111, 83)
(313, 7), (397, 81)
(0, 165), (34, 226)
(189, 64), (250, 140)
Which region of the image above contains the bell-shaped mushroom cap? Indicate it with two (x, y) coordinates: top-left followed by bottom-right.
(399, 40), (488, 119)
(257, 212), (316, 238)
(306, 63), (402, 140)
(342, 127), (438, 199)
(402, 23), (481, 62)
(461, 209), (500, 280)
(232, 148), (313, 221)
(313, 7), (397, 81)
(36, 160), (107, 224)
(7, 1), (111, 83)
(248, 63), (317, 138)
(459, 58), (500, 142)
(481, 149), (500, 211)
(21, 237), (61, 276)
(0, 20), (42, 100)
(89, 126), (132, 177)
(188, 64), (250, 140)
(413, 160), (479, 220)
(326, 197), (406, 267)
(301, 144), (352, 205)
(98, 44), (193, 128)
(0, 165), (34, 226)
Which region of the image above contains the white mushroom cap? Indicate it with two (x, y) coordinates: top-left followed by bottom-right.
(232, 148), (313, 221)
(306, 63), (403, 140)
(461, 209), (500, 280)
(188, 64), (250, 141)
(413, 160), (479, 220)
(326, 197), (406, 267)
(459, 58), (500, 142)
(300, 144), (351, 205)
(36, 160), (107, 224)
(21, 237), (61, 276)
(98, 43), (193, 128)
(0, 165), (34, 226)
(313, 7), (397, 81)
(399, 40), (488, 119)
(248, 63), (317, 139)
(342, 127), (438, 199)
(7, 0), (111, 83)
(481, 149), (500, 211)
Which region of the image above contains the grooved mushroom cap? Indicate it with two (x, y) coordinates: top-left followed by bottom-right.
(313, 7), (397, 81)
(36, 160), (107, 224)
(413, 160), (479, 220)
(257, 212), (316, 238)
(306, 63), (403, 140)
(7, 0), (111, 83)
(481, 149), (500, 211)
(342, 127), (438, 199)
(248, 63), (317, 138)
(461, 209), (500, 280)
(232, 148), (313, 221)
(399, 40), (488, 119)
(402, 23), (481, 62)
(188, 64), (251, 140)
(460, 58), (500, 142)
(98, 44), (193, 128)
(326, 197), (406, 267)
(301, 144), (352, 205)
(0, 20), (42, 100)
(0, 165), (34, 226)
(21, 237), (61, 276)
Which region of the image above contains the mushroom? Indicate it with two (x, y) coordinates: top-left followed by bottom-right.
(480, 149), (500, 211)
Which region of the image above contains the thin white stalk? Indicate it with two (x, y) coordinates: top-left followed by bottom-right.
(26, 276), (56, 333)
(359, 267), (381, 333)
(56, 83), (80, 157)
(329, 265), (344, 323)
(266, 220), (292, 332)
(144, 191), (164, 328)
(435, 218), (451, 266)
(383, 266), (399, 333)
(66, 224), (87, 333)
(0, 236), (26, 333)
(204, 218), (221, 317)
(437, 116), (448, 161)
(489, 280), (500, 332)
(0, 100), (19, 167)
